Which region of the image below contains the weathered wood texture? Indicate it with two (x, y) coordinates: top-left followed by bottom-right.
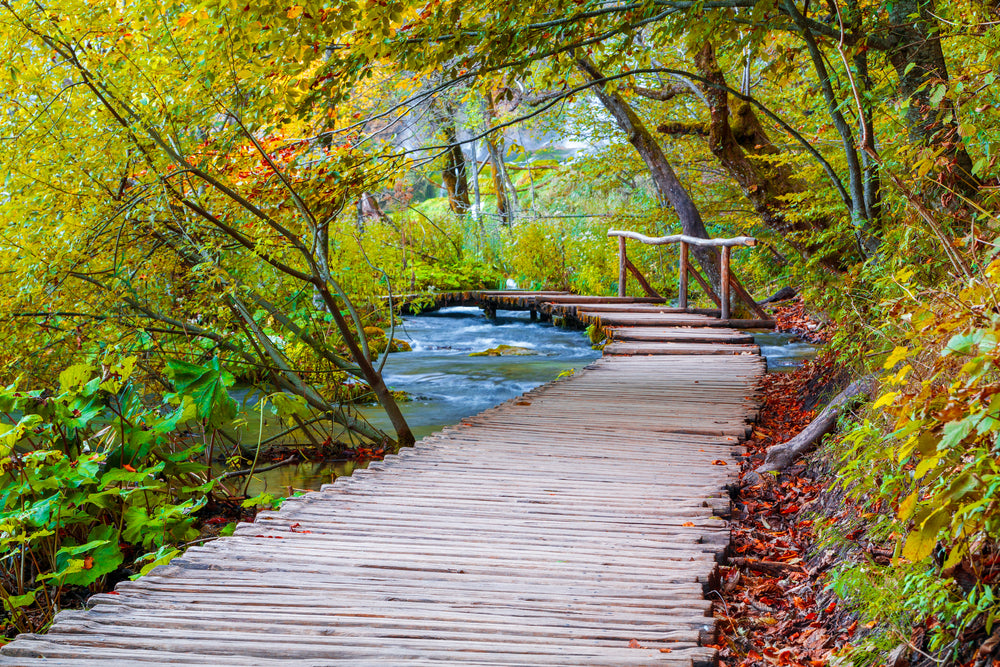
(1, 296), (765, 666)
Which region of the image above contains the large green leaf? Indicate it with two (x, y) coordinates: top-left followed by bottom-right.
(165, 357), (236, 426)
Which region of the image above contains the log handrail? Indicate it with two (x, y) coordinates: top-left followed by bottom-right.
(608, 229), (766, 320)
(607, 230), (757, 248)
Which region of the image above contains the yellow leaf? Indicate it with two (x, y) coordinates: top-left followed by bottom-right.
(287, 5), (303, 18)
(872, 391), (899, 410)
(902, 508), (949, 562)
(884, 346), (909, 369)
(59, 363), (94, 393)
(914, 455), (939, 480)
(897, 492), (918, 521)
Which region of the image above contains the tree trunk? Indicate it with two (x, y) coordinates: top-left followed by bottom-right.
(577, 57), (721, 289)
(886, 0), (977, 197)
(693, 42), (856, 273)
(783, 1), (877, 256)
(436, 102), (471, 215)
(485, 92), (515, 225)
(485, 136), (512, 225)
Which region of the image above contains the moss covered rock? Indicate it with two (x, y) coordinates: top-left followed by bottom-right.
(470, 344), (537, 357)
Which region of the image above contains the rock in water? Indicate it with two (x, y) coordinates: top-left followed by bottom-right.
(469, 344), (537, 357)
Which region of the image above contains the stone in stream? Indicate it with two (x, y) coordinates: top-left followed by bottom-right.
(469, 344), (538, 357)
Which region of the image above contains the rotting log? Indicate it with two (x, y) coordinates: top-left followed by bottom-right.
(744, 374), (877, 486)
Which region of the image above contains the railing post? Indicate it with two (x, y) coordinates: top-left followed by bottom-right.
(618, 236), (627, 298)
(720, 246), (731, 320)
(678, 241), (688, 310)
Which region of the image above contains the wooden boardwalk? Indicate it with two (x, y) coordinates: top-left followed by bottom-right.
(1, 293), (766, 666)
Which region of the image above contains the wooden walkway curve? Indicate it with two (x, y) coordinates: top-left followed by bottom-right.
(1, 292), (766, 666)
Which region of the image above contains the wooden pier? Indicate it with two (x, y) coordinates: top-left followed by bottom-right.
(1, 292), (767, 666)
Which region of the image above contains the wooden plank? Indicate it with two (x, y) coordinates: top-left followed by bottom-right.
(604, 342), (760, 356)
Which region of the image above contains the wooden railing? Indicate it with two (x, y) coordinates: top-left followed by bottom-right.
(607, 229), (767, 320)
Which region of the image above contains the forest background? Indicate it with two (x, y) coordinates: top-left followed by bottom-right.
(1, 0), (999, 663)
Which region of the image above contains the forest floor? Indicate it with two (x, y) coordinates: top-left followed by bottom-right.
(712, 300), (1000, 667)
(712, 300), (860, 666)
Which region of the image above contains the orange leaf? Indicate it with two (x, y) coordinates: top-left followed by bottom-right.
(712, 460), (728, 466)
(82, 556), (94, 570)
(682, 521), (695, 527)
(287, 5), (303, 18)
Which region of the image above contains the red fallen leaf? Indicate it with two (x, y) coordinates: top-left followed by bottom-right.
(289, 523), (312, 534)
(792, 596), (808, 610)
(122, 464), (137, 473)
(627, 639), (642, 648)
(780, 504), (800, 514)
(682, 521), (695, 527)
(659, 648), (673, 653)
(712, 460), (728, 466)
(845, 620), (858, 635)
(824, 601), (837, 614)
(253, 534), (284, 539)
(82, 555), (94, 570)
(107, 591), (119, 595)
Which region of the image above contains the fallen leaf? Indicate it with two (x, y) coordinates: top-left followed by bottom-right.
(712, 460), (728, 466)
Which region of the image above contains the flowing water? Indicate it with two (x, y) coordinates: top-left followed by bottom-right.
(245, 307), (600, 494)
(357, 307), (602, 439)
(244, 310), (819, 494)
(754, 332), (821, 372)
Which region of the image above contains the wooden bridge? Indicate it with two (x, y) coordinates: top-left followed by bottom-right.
(1, 281), (770, 663)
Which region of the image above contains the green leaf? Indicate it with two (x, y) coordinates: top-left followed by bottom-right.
(50, 524), (123, 586)
(944, 331), (979, 356)
(941, 417), (977, 450)
(2, 590), (36, 612)
(165, 357), (236, 426)
(59, 363), (95, 393)
(131, 546), (182, 579)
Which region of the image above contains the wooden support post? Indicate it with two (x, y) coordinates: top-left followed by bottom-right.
(678, 242), (688, 310)
(720, 246), (731, 321)
(617, 236), (627, 297)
